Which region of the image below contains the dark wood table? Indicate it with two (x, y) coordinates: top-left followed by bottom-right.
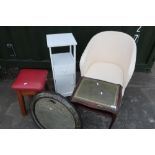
(71, 77), (122, 128)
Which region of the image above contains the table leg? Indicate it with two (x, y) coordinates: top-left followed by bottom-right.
(109, 114), (117, 129)
(16, 91), (27, 115)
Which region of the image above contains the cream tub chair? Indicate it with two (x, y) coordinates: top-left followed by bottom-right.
(80, 31), (137, 96)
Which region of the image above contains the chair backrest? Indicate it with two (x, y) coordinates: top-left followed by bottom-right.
(80, 31), (137, 95)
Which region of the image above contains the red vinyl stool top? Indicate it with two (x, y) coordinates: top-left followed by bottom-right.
(12, 69), (48, 91)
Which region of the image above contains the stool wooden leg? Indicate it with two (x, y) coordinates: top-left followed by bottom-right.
(16, 91), (27, 115)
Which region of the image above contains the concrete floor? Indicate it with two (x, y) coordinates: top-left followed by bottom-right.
(0, 64), (155, 129)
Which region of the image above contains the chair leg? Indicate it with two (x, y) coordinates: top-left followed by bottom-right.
(109, 114), (117, 129)
(16, 91), (27, 115)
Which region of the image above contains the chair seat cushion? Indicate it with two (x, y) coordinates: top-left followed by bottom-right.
(11, 69), (48, 91)
(84, 62), (123, 86)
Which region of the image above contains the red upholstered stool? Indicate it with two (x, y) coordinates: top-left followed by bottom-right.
(11, 69), (48, 115)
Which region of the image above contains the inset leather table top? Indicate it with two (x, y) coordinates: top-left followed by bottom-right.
(72, 77), (122, 114)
